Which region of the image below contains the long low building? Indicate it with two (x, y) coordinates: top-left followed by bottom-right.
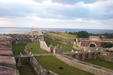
(0, 35), (17, 75)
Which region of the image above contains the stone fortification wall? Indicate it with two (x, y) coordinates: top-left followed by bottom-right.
(39, 40), (50, 52)
(55, 54), (113, 75)
(30, 57), (58, 75)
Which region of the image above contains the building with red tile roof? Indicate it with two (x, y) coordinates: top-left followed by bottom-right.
(0, 35), (17, 75)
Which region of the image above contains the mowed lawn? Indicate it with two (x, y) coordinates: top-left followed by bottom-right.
(36, 56), (93, 75)
(86, 59), (113, 70)
(17, 64), (36, 75)
(12, 44), (26, 54)
(26, 42), (48, 54)
(45, 38), (76, 52)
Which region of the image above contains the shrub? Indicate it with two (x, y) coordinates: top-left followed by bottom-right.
(77, 31), (89, 38)
(102, 42), (113, 48)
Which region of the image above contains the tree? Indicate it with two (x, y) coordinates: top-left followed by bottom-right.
(77, 31), (89, 38)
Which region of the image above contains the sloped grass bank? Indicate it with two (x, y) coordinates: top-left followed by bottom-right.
(45, 38), (76, 52)
(86, 59), (113, 70)
(36, 56), (93, 75)
(46, 32), (76, 41)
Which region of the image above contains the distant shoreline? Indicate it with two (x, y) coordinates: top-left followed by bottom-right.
(0, 27), (113, 34)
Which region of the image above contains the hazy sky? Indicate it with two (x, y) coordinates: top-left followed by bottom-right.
(0, 0), (113, 29)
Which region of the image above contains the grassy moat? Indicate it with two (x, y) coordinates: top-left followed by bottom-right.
(12, 38), (113, 75)
(36, 56), (93, 75)
(12, 43), (93, 75)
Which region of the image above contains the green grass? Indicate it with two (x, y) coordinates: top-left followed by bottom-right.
(45, 38), (76, 52)
(26, 42), (48, 54)
(47, 32), (76, 41)
(17, 64), (36, 75)
(12, 44), (26, 54)
(58, 32), (76, 38)
(36, 56), (93, 75)
(86, 59), (113, 70)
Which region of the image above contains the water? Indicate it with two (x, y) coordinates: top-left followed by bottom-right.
(0, 27), (113, 34)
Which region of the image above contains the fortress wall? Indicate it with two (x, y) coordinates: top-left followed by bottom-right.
(56, 54), (113, 75)
(39, 40), (50, 52)
(30, 57), (58, 75)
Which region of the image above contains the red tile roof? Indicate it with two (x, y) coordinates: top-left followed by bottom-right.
(0, 66), (16, 75)
(0, 50), (12, 55)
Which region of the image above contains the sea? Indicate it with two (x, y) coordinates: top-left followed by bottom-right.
(0, 27), (113, 34)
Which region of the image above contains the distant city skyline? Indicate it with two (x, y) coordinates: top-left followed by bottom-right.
(0, 0), (113, 29)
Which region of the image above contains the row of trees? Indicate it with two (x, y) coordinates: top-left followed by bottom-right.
(69, 31), (113, 39)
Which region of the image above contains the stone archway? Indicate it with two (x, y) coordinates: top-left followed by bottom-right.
(90, 43), (96, 47)
(89, 42), (96, 47)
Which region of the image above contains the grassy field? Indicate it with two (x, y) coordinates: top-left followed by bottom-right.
(26, 42), (48, 54)
(17, 64), (36, 75)
(45, 38), (76, 52)
(86, 59), (113, 70)
(12, 44), (26, 54)
(47, 32), (76, 41)
(36, 56), (93, 75)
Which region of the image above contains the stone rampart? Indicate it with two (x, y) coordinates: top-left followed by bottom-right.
(39, 40), (50, 52)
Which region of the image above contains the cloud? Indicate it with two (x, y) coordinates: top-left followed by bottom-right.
(52, 0), (97, 4)
(0, 0), (113, 29)
(0, 15), (113, 29)
(0, 0), (113, 20)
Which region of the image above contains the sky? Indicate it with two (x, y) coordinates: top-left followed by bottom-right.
(0, 0), (113, 29)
